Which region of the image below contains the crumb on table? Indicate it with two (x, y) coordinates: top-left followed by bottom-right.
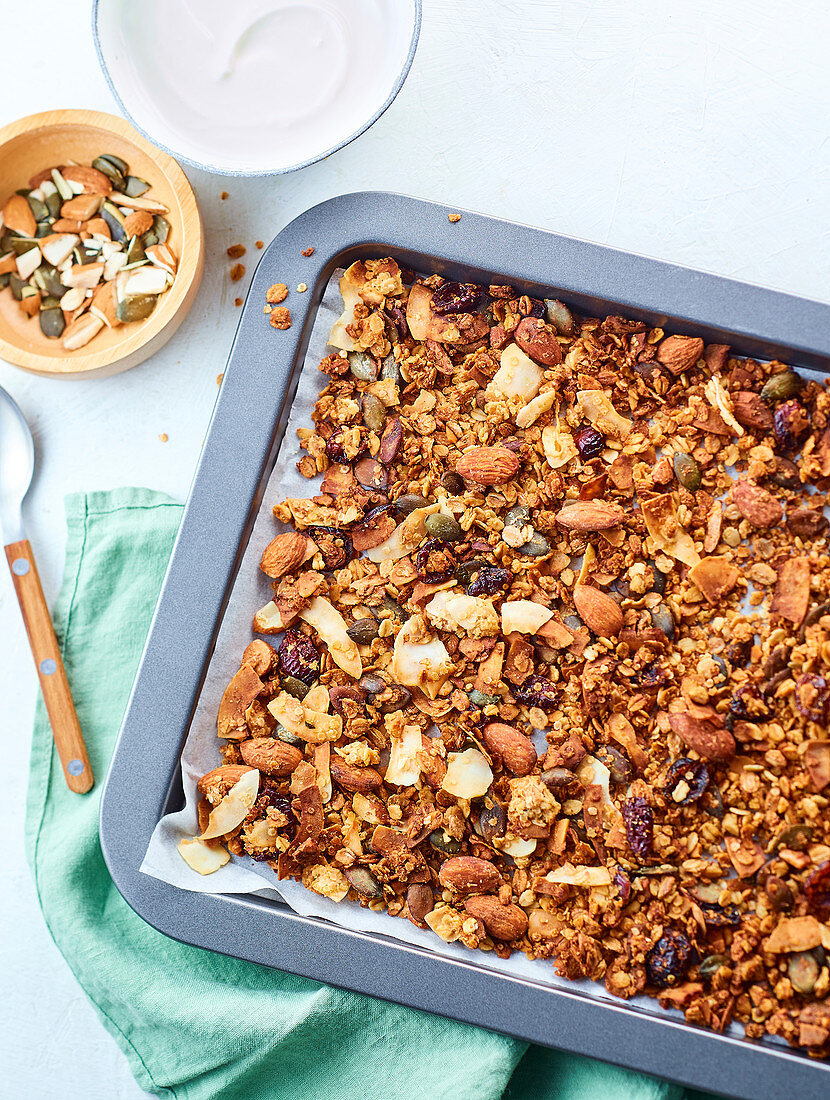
(266, 283), (289, 304)
(301, 247), (315, 257)
(220, 191), (229, 200)
(269, 306), (291, 330)
(230, 263), (245, 282)
(158, 433), (168, 443)
(227, 244), (246, 259)
(216, 374), (223, 386)
(448, 213), (462, 223)
(234, 298), (242, 307)
(297, 283), (308, 293)
(255, 240), (264, 250)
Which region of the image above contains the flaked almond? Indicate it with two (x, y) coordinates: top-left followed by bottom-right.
(61, 193), (105, 221)
(89, 280), (121, 328)
(439, 856), (502, 895)
(260, 531), (309, 578)
(456, 446), (519, 485)
(217, 664), (265, 740)
(573, 585), (624, 637)
(656, 334), (704, 375)
(555, 500), (625, 531)
(62, 261), (104, 289)
(123, 209), (154, 237)
(61, 312), (104, 350)
(239, 737), (302, 776)
(464, 895), (528, 941)
(731, 479), (782, 528)
(62, 164), (113, 195)
(688, 556), (739, 606)
(330, 757), (383, 792)
(482, 721), (537, 776)
(770, 557), (810, 625)
(668, 712), (736, 762)
(2, 193), (36, 237)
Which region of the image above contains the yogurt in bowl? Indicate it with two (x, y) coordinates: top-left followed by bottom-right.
(93, 0), (421, 176)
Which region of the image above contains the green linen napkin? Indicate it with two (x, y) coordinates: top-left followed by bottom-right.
(25, 488), (712, 1100)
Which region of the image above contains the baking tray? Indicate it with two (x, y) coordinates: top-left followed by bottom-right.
(101, 192), (830, 1100)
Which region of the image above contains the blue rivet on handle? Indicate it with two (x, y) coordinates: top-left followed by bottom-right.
(67, 759), (85, 776)
(12, 558), (29, 575)
(40, 659), (57, 676)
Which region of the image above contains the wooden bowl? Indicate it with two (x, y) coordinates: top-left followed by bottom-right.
(0, 109), (203, 379)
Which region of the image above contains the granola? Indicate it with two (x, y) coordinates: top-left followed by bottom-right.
(184, 259), (830, 1057)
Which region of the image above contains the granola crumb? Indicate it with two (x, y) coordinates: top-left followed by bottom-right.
(220, 191), (229, 200)
(234, 298), (242, 307)
(266, 283), (289, 304)
(158, 433), (168, 443)
(216, 374), (223, 386)
(230, 263), (245, 282)
(269, 306), (291, 330)
(301, 247), (315, 257)
(255, 240), (264, 250)
(227, 244), (246, 259)
(297, 283), (308, 293)
(448, 213), (462, 223)
(263, 305), (272, 314)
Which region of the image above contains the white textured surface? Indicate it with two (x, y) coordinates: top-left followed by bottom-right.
(1, 2), (827, 1097)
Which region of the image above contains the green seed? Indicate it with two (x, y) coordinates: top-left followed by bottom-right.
(115, 294), (157, 323)
(394, 493), (429, 515)
(50, 168), (73, 201)
(9, 273), (25, 300)
(8, 237), (39, 255)
(281, 675), (309, 700)
(34, 221), (52, 239)
(40, 266), (67, 299)
(774, 824), (813, 851)
(673, 451), (701, 492)
(505, 504), (531, 527)
(377, 595), (406, 622)
(344, 866), (382, 898)
(468, 688), (499, 708)
(101, 202), (127, 242)
(40, 296), (60, 311)
(788, 951), (819, 994)
(45, 190), (62, 218)
(649, 603), (675, 638)
(0, 273), (9, 290)
(346, 618), (379, 644)
(274, 723), (303, 746)
(761, 370), (803, 404)
(362, 393), (387, 433)
(348, 351), (378, 381)
(455, 557), (490, 587)
(380, 352), (401, 385)
(123, 175), (150, 198)
(424, 512), (463, 541)
(39, 308), (65, 339)
(97, 152), (129, 175)
(142, 229), (159, 249)
(152, 216), (170, 244)
(125, 235), (146, 266)
(25, 194), (48, 222)
(428, 829), (462, 855)
(92, 157), (126, 189)
(519, 532), (550, 557)
(699, 954), (728, 979)
(541, 767), (577, 791)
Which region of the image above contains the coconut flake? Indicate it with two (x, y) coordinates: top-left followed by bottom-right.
(541, 414), (578, 469)
(178, 837), (231, 874)
(365, 503), (442, 563)
(441, 748), (493, 798)
(487, 343), (544, 402)
(577, 390), (632, 440)
(705, 375), (744, 437)
(385, 718), (423, 786)
(516, 389), (557, 429)
(300, 596), (362, 678)
(391, 616), (453, 699)
(501, 599), (554, 635)
(200, 769), (260, 840)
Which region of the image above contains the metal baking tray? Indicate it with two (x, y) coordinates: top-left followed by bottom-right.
(101, 192), (830, 1100)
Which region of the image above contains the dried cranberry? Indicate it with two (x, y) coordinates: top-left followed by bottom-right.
(324, 426), (367, 464)
(664, 758), (710, 804)
(306, 526), (352, 570)
(261, 784), (295, 823)
(697, 900), (741, 927)
(467, 565), (511, 596)
(646, 929), (694, 987)
(514, 674), (559, 709)
(729, 684), (769, 721)
(278, 628), (319, 685)
(431, 281), (483, 315)
(622, 796), (653, 860)
(415, 538), (457, 583)
(773, 400), (810, 451)
(804, 861), (830, 915)
(573, 425), (605, 460)
(795, 673), (830, 723)
(613, 867), (632, 904)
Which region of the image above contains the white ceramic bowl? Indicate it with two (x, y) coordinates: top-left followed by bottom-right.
(93, 0), (421, 177)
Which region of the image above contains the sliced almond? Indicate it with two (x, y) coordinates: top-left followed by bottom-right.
(59, 287), (86, 312)
(0, 252), (18, 275)
(19, 289), (41, 317)
(61, 194), (105, 221)
(147, 242), (178, 274)
(15, 247), (42, 281)
(62, 165), (113, 195)
(63, 262), (104, 289)
(89, 280), (122, 328)
(39, 233), (79, 267)
(110, 191), (168, 214)
(2, 193), (36, 236)
(61, 312), (104, 350)
(122, 265), (169, 296)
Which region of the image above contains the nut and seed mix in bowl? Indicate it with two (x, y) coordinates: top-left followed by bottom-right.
(181, 258), (830, 1056)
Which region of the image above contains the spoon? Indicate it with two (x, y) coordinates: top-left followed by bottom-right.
(0, 384), (92, 793)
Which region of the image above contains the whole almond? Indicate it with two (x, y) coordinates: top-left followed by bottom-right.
(241, 638), (277, 676)
(668, 713), (736, 762)
(439, 856), (502, 895)
(456, 446), (519, 485)
(406, 883), (434, 927)
(555, 500), (625, 531)
(330, 757), (383, 792)
(656, 335), (704, 375)
(62, 164), (113, 195)
(482, 722), (537, 775)
(731, 391), (773, 433)
(260, 531), (309, 578)
(2, 193), (36, 237)
(731, 479), (782, 528)
(240, 737), (303, 776)
(573, 585), (624, 637)
(464, 895), (529, 941)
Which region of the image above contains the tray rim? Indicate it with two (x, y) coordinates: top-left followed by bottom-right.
(101, 190), (830, 1100)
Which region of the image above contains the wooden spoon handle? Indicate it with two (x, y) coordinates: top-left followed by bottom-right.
(5, 539), (93, 793)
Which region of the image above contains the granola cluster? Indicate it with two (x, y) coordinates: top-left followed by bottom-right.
(184, 258), (830, 1056)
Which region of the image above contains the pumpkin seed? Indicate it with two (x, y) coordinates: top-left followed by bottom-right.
(142, 229), (159, 249)
(35, 220), (53, 238)
(650, 603), (676, 638)
(761, 370), (803, 404)
(380, 351), (401, 385)
(101, 202), (127, 241)
(125, 235), (146, 266)
(544, 298), (575, 334)
(45, 190), (62, 218)
(563, 613), (584, 632)
(375, 595), (406, 622)
(123, 175), (150, 198)
(598, 745), (632, 785)
(9, 273), (25, 300)
(40, 295), (60, 311)
(468, 688), (499, 708)
(424, 513), (463, 542)
(0, 273), (9, 290)
(347, 618), (379, 644)
(115, 294), (157, 323)
(98, 152), (130, 174)
(25, 194), (48, 222)
(541, 766), (577, 791)
(699, 954), (728, 979)
(788, 951), (819, 994)
(673, 452), (701, 492)
(274, 724), (303, 746)
(712, 655), (729, 683)
(358, 673), (386, 697)
(394, 493), (429, 515)
(505, 504), (531, 527)
(344, 866), (383, 898)
(92, 156), (126, 189)
(39, 308), (65, 339)
(477, 796), (507, 842)
(455, 557), (490, 587)
(362, 393), (387, 433)
(773, 824), (813, 851)
(281, 675), (309, 700)
(152, 216), (170, 243)
(519, 532), (550, 557)
(9, 236), (39, 255)
(348, 351), (378, 381)
(428, 829), (462, 855)
(50, 168), (73, 201)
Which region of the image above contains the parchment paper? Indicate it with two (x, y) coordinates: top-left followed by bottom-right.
(139, 270), (753, 1028)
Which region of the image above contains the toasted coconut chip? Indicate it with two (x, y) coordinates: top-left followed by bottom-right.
(267, 691), (342, 743)
(425, 590), (499, 638)
(770, 557), (811, 625)
(544, 862), (612, 887)
(704, 375), (743, 437)
(384, 715), (424, 786)
(441, 748), (493, 799)
(641, 492), (700, 568)
(577, 390), (632, 440)
(300, 596), (362, 678)
(487, 343), (544, 402)
(352, 791), (387, 824)
(803, 741), (830, 791)
(302, 862), (350, 902)
(500, 599), (553, 635)
(493, 835), (538, 858)
(391, 616), (453, 699)
(542, 414), (578, 469)
(688, 556), (739, 606)
(365, 503), (443, 563)
(764, 916), (824, 953)
(218, 664), (265, 740)
(516, 388), (557, 429)
(200, 768), (260, 839)
(178, 836), (231, 874)
(313, 742), (332, 803)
